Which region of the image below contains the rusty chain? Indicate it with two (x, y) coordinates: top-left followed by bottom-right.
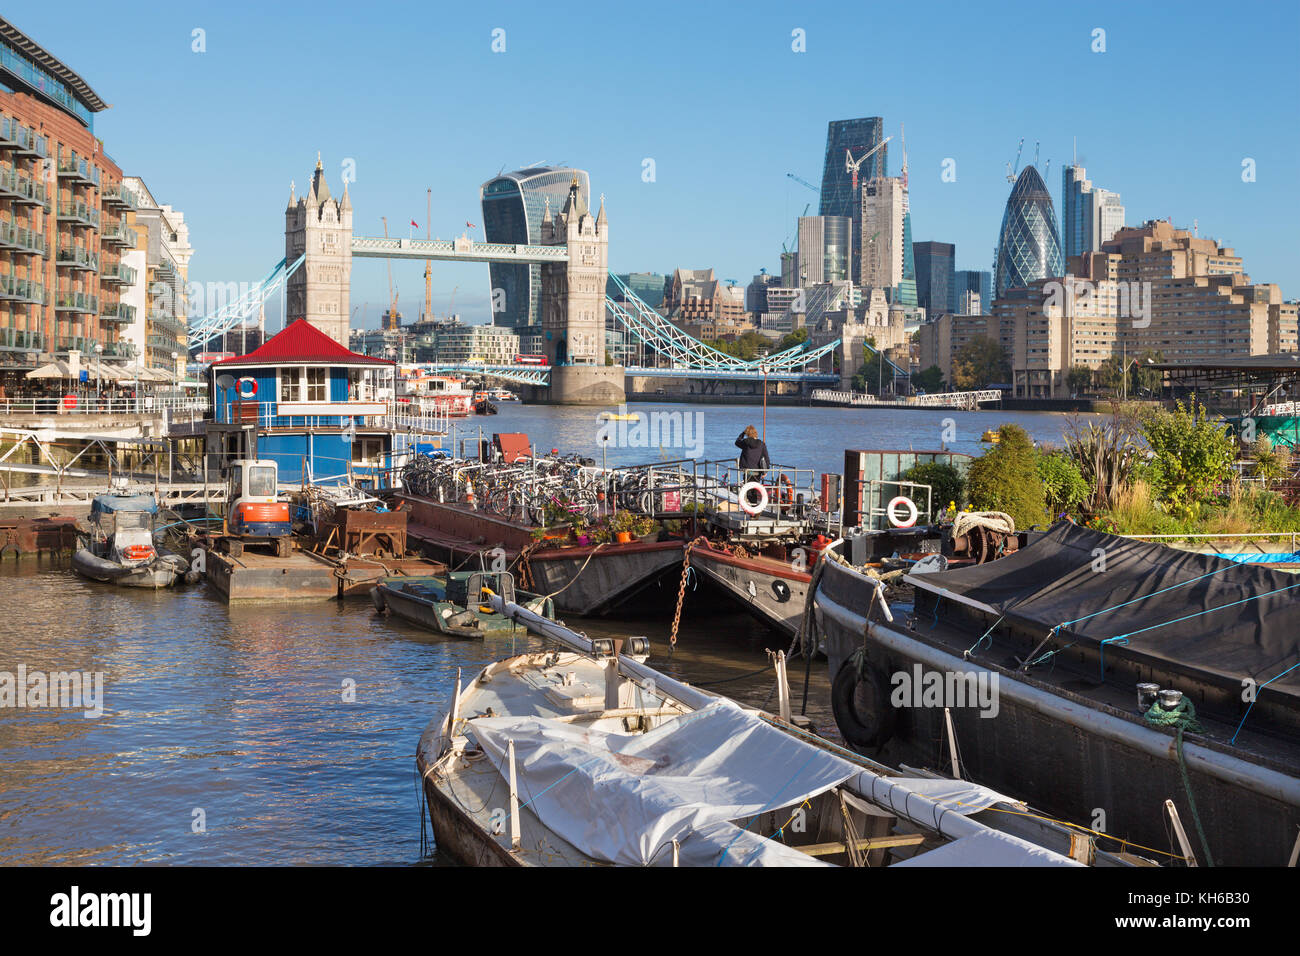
(668, 536), (709, 651)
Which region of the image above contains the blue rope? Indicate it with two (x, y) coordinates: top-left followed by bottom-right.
(964, 614), (1004, 658)
(1105, 580), (1300, 645)
(1054, 563), (1232, 632)
(1231, 658), (1300, 745)
(1098, 636), (1130, 680)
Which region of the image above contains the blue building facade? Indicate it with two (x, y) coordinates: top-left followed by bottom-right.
(207, 319), (399, 485)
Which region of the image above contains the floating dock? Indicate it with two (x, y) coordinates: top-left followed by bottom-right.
(203, 543), (447, 603)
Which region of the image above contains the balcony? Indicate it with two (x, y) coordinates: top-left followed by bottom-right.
(0, 275), (44, 303)
(148, 310), (186, 337)
(0, 222), (45, 255)
(57, 149), (100, 187)
(54, 290), (99, 314)
(56, 245), (99, 273)
(100, 261), (137, 286)
(101, 301), (137, 324)
(57, 199), (100, 228)
(101, 181), (139, 210)
(101, 341), (137, 359)
(101, 221), (138, 248)
(2, 118), (42, 157)
(0, 165), (45, 205)
(0, 326), (43, 353)
(54, 336), (99, 356)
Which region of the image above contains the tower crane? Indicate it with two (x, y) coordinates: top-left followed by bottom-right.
(786, 172), (821, 195)
(899, 123), (909, 212)
(423, 189), (432, 323)
(1005, 138), (1025, 183)
(845, 135), (892, 193)
(381, 216), (398, 323)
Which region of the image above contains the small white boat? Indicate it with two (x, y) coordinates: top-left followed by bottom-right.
(73, 492), (191, 589)
(416, 595), (1137, 867)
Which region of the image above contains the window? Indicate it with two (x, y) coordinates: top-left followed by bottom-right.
(247, 466), (276, 497)
(280, 368), (300, 402)
(307, 367), (327, 402)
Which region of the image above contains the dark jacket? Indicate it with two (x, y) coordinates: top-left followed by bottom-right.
(735, 432), (770, 471)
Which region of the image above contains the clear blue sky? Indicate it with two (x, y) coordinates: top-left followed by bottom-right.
(19, 0), (1300, 325)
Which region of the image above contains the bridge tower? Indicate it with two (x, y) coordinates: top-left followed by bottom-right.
(535, 178), (624, 405)
(285, 155), (353, 346)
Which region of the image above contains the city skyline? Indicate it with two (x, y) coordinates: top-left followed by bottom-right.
(12, 0), (1298, 328)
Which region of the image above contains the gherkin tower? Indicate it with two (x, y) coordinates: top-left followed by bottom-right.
(994, 165), (1063, 299)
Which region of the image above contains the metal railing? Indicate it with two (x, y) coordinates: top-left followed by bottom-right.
(0, 396), (210, 416)
(218, 399), (448, 434)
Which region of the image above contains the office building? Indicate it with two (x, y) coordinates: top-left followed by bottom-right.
(994, 165), (1064, 299)
(1062, 164), (1125, 260)
(820, 117), (887, 286)
(796, 215), (851, 285)
(480, 166), (590, 331)
(913, 241), (956, 317)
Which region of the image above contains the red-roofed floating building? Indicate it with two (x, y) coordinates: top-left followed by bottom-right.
(205, 319), (444, 484)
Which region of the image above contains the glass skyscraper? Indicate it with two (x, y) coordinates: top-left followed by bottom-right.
(480, 167), (590, 329)
(1062, 164), (1124, 261)
(820, 117), (886, 285)
(994, 165), (1063, 299)
(914, 241), (956, 316)
(955, 269), (993, 314)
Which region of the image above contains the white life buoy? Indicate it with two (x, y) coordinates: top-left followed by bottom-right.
(739, 481), (768, 516)
(887, 495), (919, 528)
(238, 377), (258, 399)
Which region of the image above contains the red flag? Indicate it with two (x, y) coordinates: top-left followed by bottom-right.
(410, 220), (419, 228)
(466, 221), (477, 229)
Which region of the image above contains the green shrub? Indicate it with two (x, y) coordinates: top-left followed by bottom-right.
(1141, 400), (1235, 518)
(899, 462), (965, 518)
(967, 423), (1047, 529)
(1037, 452), (1089, 518)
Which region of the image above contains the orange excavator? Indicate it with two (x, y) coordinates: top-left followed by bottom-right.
(221, 459), (293, 558)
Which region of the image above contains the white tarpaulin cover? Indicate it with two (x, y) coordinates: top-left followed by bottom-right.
(892, 828), (1082, 867)
(469, 700), (858, 867)
(889, 777), (1025, 815)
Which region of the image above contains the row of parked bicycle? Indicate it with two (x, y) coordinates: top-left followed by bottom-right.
(397, 453), (713, 525)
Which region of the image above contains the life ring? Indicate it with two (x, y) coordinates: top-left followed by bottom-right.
(831, 655), (896, 751)
(62, 393), (77, 410)
(887, 495), (918, 528)
(238, 377), (258, 399)
(738, 481), (768, 516)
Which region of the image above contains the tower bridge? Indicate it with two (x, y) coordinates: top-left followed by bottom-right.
(191, 158), (882, 404)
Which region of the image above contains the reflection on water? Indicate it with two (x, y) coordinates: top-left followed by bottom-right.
(0, 403), (1074, 865)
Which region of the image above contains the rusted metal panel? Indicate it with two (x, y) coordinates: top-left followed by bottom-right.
(0, 516), (80, 556)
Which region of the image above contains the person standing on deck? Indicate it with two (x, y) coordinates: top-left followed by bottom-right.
(735, 425), (770, 482)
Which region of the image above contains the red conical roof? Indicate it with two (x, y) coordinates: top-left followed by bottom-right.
(212, 319), (393, 367)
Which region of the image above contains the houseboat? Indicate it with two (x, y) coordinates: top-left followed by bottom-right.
(206, 319), (443, 486)
(813, 521), (1300, 866)
(400, 372), (473, 418)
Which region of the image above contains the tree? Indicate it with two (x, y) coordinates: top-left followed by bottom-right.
(1094, 358), (1124, 396)
(1037, 452), (1089, 518)
(900, 462), (965, 517)
(1141, 399), (1235, 517)
(1066, 365), (1093, 397)
(966, 423), (1046, 529)
(911, 365), (944, 394)
(951, 335), (1010, 390)
(775, 327), (809, 353)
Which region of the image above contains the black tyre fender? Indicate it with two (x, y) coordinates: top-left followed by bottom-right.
(831, 652), (896, 751)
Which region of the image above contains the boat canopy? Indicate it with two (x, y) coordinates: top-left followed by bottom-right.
(90, 494), (159, 515)
(906, 521), (1300, 700)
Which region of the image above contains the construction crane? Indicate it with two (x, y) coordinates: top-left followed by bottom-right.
(899, 123), (909, 213)
(786, 172), (820, 195)
(423, 189), (432, 323)
(1005, 138), (1025, 183)
(845, 135), (892, 193)
(449, 285), (458, 320)
(381, 216), (398, 323)
(782, 202), (812, 254)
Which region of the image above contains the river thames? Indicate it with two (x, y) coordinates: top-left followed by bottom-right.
(0, 402), (1078, 865)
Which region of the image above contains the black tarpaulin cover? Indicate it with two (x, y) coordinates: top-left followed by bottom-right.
(909, 521), (1300, 699)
